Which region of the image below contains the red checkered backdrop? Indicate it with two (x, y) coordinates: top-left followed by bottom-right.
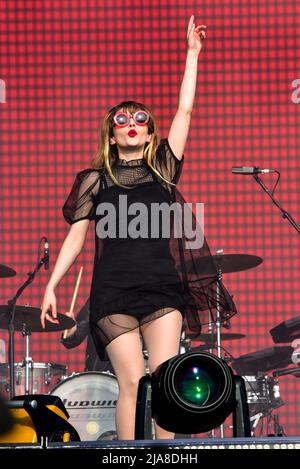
(1, 0), (300, 436)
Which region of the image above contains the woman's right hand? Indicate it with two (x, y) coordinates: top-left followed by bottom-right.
(187, 15), (206, 55)
(40, 288), (59, 329)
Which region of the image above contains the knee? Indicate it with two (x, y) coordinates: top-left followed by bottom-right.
(118, 374), (144, 397)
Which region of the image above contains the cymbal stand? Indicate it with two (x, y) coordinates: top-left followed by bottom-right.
(206, 280), (224, 354)
(179, 328), (191, 355)
(272, 413), (285, 436)
(250, 412), (264, 436)
(207, 251), (225, 438)
(21, 323), (33, 395)
(207, 249), (225, 359)
(215, 268), (223, 359)
(216, 267), (225, 437)
(7, 236), (49, 398)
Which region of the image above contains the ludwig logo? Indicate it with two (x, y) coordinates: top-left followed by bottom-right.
(63, 399), (117, 408)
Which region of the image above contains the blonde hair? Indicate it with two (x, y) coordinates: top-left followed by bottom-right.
(93, 100), (175, 188)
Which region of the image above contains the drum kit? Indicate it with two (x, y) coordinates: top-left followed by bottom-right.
(1, 252), (299, 440)
(0, 262), (120, 441)
(183, 251), (299, 436)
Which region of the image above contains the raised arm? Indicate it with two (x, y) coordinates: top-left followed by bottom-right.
(40, 219), (90, 328)
(168, 15), (206, 160)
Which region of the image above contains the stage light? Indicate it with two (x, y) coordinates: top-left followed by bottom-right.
(0, 395), (80, 443)
(150, 352), (237, 434)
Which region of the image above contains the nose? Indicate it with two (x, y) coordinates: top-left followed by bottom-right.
(128, 116), (136, 127)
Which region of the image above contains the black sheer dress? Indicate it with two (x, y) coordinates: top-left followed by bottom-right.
(63, 139), (236, 359)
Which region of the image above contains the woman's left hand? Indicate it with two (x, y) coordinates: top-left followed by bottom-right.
(187, 15), (206, 54)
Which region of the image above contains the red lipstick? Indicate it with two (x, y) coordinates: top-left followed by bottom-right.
(128, 130), (137, 137)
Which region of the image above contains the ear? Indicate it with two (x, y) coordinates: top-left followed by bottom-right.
(110, 136), (116, 145)
(146, 133), (152, 143)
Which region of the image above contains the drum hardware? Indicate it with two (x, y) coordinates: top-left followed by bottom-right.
(0, 362), (68, 397)
(0, 308), (70, 397)
(143, 349), (150, 375)
(249, 410), (285, 437)
(242, 374), (284, 412)
(22, 322), (33, 395)
(185, 250), (262, 361)
(97, 430), (117, 440)
(179, 328), (191, 354)
(0, 303), (74, 399)
(15, 368), (22, 386)
(249, 411), (265, 434)
(44, 369), (52, 386)
(271, 413), (285, 437)
(224, 373), (285, 437)
(230, 345), (290, 437)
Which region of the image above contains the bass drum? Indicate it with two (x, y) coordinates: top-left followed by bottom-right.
(50, 371), (118, 441)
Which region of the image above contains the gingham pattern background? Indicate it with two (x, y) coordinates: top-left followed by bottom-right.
(1, 0), (300, 436)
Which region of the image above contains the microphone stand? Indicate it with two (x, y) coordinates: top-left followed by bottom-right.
(253, 174), (300, 235)
(8, 244), (48, 399)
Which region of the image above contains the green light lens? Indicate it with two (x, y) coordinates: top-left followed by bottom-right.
(175, 366), (216, 406)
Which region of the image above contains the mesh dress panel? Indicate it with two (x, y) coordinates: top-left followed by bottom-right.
(63, 139), (236, 359)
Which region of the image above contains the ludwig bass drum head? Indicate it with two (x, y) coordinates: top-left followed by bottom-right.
(50, 372), (118, 441)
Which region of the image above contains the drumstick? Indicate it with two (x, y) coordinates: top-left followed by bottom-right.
(63, 266), (83, 339)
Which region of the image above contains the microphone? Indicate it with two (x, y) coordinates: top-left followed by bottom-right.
(232, 166), (276, 175)
(44, 237), (49, 270)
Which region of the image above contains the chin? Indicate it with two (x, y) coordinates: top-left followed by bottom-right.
(127, 138), (144, 146)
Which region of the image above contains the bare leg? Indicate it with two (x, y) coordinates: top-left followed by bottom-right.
(106, 327), (145, 440)
(141, 309), (183, 439)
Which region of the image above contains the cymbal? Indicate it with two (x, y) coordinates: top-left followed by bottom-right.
(270, 315), (300, 343)
(186, 254), (263, 274)
(0, 305), (75, 332)
(231, 346), (293, 374)
(0, 264), (16, 278)
(190, 332), (246, 342)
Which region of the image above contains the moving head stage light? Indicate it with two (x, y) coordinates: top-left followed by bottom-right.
(135, 352), (250, 437)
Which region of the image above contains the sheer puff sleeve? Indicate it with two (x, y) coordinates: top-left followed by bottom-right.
(154, 139), (184, 185)
(62, 169), (101, 225)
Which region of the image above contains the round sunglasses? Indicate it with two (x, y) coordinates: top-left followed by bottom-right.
(113, 110), (150, 127)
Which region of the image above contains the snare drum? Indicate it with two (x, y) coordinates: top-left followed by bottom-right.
(50, 371), (119, 441)
(0, 362), (68, 397)
(243, 375), (283, 414)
